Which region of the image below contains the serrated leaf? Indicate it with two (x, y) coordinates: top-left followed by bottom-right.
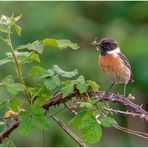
(17, 40), (44, 54)
(30, 52), (40, 63)
(81, 113), (102, 144)
(61, 84), (74, 97)
(68, 110), (87, 129)
(33, 115), (49, 129)
(53, 65), (78, 78)
(6, 83), (25, 95)
(0, 101), (8, 117)
(82, 123), (102, 144)
(86, 80), (100, 91)
(42, 38), (79, 50)
(18, 118), (33, 135)
(42, 38), (58, 47)
(0, 58), (11, 66)
(30, 66), (53, 81)
(79, 102), (93, 109)
(2, 75), (25, 95)
(9, 99), (22, 112)
(100, 116), (117, 127)
(57, 39), (79, 50)
(77, 82), (89, 93)
(44, 76), (60, 90)
(6, 51), (35, 63)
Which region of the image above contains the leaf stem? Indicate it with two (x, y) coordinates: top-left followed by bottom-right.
(6, 33), (31, 102)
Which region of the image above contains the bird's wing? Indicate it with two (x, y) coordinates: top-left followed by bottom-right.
(118, 52), (134, 82)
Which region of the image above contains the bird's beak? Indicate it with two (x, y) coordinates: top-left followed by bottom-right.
(89, 41), (100, 51)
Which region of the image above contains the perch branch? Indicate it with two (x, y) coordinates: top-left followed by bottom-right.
(1, 90), (148, 144)
(0, 117), (20, 144)
(42, 91), (148, 121)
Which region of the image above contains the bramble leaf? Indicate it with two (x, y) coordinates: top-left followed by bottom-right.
(82, 122), (102, 144)
(77, 82), (89, 93)
(100, 116), (117, 127)
(9, 99), (22, 112)
(0, 58), (11, 66)
(42, 38), (79, 50)
(86, 80), (100, 91)
(30, 66), (54, 81)
(79, 102), (93, 109)
(18, 118), (33, 135)
(29, 53), (40, 63)
(44, 76), (60, 90)
(53, 65), (78, 78)
(17, 40), (44, 54)
(61, 83), (74, 97)
(32, 115), (49, 129)
(2, 75), (25, 95)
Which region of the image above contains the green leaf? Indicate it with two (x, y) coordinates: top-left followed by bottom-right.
(42, 38), (58, 47)
(30, 66), (53, 81)
(17, 40), (44, 54)
(0, 58), (11, 66)
(79, 102), (93, 109)
(61, 84), (74, 97)
(29, 52), (40, 63)
(18, 118), (33, 135)
(77, 82), (89, 93)
(53, 65), (78, 78)
(9, 99), (22, 112)
(32, 115), (49, 129)
(68, 110), (87, 129)
(2, 75), (25, 95)
(0, 101), (8, 117)
(81, 113), (102, 144)
(42, 38), (79, 50)
(44, 76), (60, 90)
(70, 110), (102, 144)
(82, 123), (102, 144)
(86, 80), (100, 91)
(100, 116), (117, 127)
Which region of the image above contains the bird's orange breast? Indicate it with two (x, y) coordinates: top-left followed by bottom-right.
(99, 54), (131, 83)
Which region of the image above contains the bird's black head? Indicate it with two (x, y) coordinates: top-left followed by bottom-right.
(91, 38), (118, 55)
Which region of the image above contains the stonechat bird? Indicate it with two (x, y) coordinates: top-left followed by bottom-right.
(91, 38), (133, 97)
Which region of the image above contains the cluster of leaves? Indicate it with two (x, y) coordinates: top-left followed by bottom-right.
(0, 14), (117, 146)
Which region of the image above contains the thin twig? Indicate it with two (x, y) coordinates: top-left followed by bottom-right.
(42, 130), (47, 147)
(113, 124), (148, 139)
(104, 107), (147, 120)
(50, 115), (87, 147)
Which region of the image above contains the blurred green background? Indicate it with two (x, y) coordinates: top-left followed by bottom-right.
(0, 1), (148, 147)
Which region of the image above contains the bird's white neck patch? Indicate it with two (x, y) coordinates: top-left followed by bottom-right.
(107, 47), (120, 57)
